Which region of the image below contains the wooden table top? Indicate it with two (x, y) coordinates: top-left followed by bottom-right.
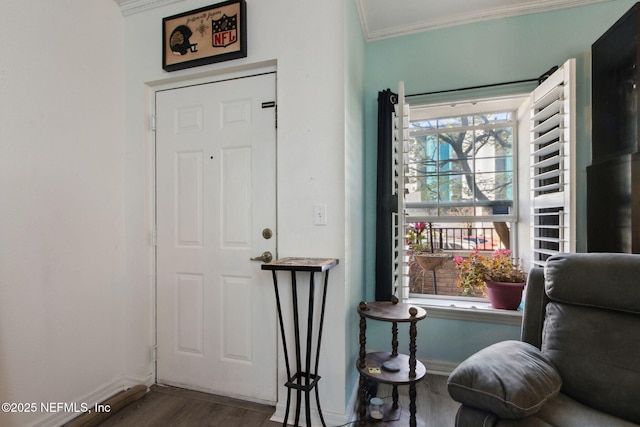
(357, 301), (426, 322)
(261, 257), (339, 272)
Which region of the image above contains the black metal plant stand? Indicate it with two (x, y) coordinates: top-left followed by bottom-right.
(262, 257), (339, 427)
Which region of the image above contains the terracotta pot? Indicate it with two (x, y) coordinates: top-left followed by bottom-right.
(485, 280), (525, 310)
(414, 254), (450, 271)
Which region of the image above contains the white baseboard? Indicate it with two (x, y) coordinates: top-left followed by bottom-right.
(270, 396), (350, 427)
(122, 372), (155, 389)
(345, 375), (361, 423)
(31, 372), (153, 427)
(425, 359), (458, 376)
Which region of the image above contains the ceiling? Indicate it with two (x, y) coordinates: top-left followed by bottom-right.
(113, 0), (611, 34)
(356, 0), (610, 41)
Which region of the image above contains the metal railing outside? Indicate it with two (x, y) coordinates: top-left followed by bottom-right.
(426, 227), (501, 252)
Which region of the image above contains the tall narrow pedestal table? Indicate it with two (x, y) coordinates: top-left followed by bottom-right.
(262, 257), (339, 427)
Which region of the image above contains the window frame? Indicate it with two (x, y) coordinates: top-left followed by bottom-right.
(393, 60), (575, 319)
(403, 96), (525, 303)
(405, 97), (524, 227)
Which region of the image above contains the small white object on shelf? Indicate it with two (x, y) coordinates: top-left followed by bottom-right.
(369, 397), (384, 420)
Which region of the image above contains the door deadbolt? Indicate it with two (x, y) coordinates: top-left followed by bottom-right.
(262, 228), (273, 239)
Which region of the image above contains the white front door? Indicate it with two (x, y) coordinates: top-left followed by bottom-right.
(155, 73), (277, 403)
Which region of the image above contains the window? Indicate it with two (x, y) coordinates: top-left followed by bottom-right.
(402, 98), (522, 299)
(407, 109), (516, 222)
(392, 59), (576, 308)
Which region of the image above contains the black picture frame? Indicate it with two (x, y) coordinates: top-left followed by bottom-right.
(162, 0), (247, 72)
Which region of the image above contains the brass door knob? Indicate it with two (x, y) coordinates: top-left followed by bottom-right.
(250, 251), (273, 263)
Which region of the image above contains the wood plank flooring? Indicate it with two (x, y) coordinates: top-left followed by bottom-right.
(95, 385), (279, 427)
(94, 374), (459, 427)
(371, 376), (460, 427)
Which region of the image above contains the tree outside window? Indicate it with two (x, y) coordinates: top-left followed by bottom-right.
(406, 109), (517, 297)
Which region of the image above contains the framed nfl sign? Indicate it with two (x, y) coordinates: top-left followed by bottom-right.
(162, 0), (247, 72)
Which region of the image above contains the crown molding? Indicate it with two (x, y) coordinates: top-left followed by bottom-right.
(358, 0), (612, 42)
(112, 0), (185, 16)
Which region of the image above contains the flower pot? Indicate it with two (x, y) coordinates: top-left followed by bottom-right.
(414, 253), (450, 271)
(485, 280), (525, 310)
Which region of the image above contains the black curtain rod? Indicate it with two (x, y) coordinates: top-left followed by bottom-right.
(405, 65), (559, 98)
(406, 77), (539, 98)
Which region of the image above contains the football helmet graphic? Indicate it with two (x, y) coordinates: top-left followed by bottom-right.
(169, 25), (197, 55)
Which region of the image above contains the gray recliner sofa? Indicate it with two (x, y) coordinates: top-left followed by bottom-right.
(447, 253), (640, 426)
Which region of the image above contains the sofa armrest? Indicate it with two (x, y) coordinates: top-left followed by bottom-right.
(521, 267), (549, 349)
(455, 405), (499, 427)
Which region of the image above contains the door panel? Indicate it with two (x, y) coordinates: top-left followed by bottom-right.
(155, 73), (277, 403)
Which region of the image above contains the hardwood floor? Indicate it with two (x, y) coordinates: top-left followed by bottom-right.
(93, 374), (459, 427)
(371, 376), (460, 427)
(95, 386), (279, 427)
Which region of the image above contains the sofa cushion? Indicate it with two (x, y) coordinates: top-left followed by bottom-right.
(448, 340), (562, 419)
(525, 393), (640, 427)
(545, 253), (640, 313)
(456, 394), (640, 427)
(543, 302), (640, 424)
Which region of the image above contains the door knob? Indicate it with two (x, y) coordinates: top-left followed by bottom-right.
(250, 251), (273, 263)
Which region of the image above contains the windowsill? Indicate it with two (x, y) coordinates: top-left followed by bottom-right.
(406, 295), (523, 326)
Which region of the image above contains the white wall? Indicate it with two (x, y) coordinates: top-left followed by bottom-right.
(343, 0), (367, 411)
(0, 1), (125, 426)
(0, 1), (364, 424)
(121, 0), (356, 422)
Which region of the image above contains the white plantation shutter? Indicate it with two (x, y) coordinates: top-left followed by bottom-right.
(393, 82), (409, 300)
(530, 59), (576, 266)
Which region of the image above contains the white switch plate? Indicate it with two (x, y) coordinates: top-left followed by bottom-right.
(314, 204), (327, 225)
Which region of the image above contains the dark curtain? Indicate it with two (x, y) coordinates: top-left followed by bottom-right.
(375, 89), (398, 301)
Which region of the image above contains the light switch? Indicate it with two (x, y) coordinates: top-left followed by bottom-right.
(314, 204), (327, 225)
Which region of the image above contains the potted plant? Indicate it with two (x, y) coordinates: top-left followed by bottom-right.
(407, 222), (450, 271)
(407, 222), (431, 254)
(454, 249), (526, 309)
